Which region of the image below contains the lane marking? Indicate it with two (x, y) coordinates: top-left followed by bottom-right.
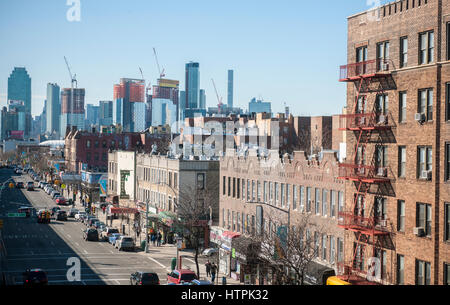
(146, 256), (168, 269)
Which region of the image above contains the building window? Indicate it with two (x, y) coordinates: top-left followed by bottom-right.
(417, 146), (432, 179)
(338, 191), (344, 220)
(102, 140), (107, 148)
(356, 46), (368, 74)
(322, 235), (327, 261)
(314, 232), (319, 255)
(257, 181), (261, 202)
(353, 243), (364, 271)
(86, 140), (91, 148)
(227, 209), (230, 229)
(445, 263), (450, 285)
(399, 91), (407, 123)
(400, 36), (408, 67)
(376, 41), (390, 71)
(280, 183), (285, 207)
(300, 186), (305, 212)
(418, 88), (433, 121)
(174, 173), (178, 189)
(306, 187), (312, 212)
(293, 185), (298, 210)
(447, 22), (450, 61)
(237, 212), (240, 232)
(415, 259), (431, 285)
(375, 145), (388, 169)
(397, 255), (405, 285)
(322, 189), (328, 217)
(446, 143), (450, 181)
(398, 200), (405, 232)
(247, 180), (251, 201)
(197, 173), (205, 190)
(242, 179), (246, 202)
(86, 152), (91, 161)
(232, 211), (235, 231)
(315, 188), (320, 215)
(419, 31), (434, 65)
(445, 203), (450, 242)
(252, 180), (256, 201)
(337, 238), (343, 263)
(329, 236), (335, 265)
(398, 146), (406, 178)
(375, 94), (389, 115)
(374, 197), (387, 226)
(330, 190), (336, 217)
(237, 178), (240, 199)
(416, 202), (432, 236)
(263, 181), (268, 203)
(286, 184), (291, 209)
(446, 83), (450, 121)
(275, 182), (279, 205)
(269, 182), (273, 204)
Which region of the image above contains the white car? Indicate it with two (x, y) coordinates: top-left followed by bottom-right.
(202, 248), (218, 257)
(75, 211), (87, 221)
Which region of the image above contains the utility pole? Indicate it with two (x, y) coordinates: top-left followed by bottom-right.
(145, 199), (149, 253)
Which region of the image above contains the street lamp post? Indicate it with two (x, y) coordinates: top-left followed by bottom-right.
(246, 200), (290, 232)
(145, 199), (149, 253)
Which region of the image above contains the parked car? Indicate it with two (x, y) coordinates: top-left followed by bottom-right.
(16, 181), (24, 188)
(68, 208), (79, 218)
(51, 206), (61, 216)
(18, 206), (35, 218)
(55, 197), (67, 205)
(75, 211), (87, 221)
(93, 221), (106, 229)
(130, 271), (160, 285)
(26, 181), (34, 191)
(51, 191), (61, 199)
(190, 279), (214, 285)
(83, 228), (99, 241)
(115, 236), (135, 251)
(56, 210), (68, 221)
(100, 227), (120, 241)
(23, 269), (48, 286)
(87, 218), (99, 227)
(202, 248), (218, 257)
(109, 233), (122, 245)
(167, 269), (198, 285)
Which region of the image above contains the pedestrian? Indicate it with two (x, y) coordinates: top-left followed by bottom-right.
(151, 233), (156, 246)
(210, 262), (217, 283)
(81, 198), (85, 207)
(205, 260), (211, 277)
(157, 232), (162, 247)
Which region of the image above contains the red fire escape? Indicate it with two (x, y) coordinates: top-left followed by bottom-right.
(336, 58), (394, 285)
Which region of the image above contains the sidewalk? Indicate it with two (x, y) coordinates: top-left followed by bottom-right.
(83, 203), (242, 285)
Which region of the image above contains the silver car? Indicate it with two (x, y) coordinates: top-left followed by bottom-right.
(115, 236), (135, 251)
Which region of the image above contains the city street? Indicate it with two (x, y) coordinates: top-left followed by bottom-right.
(0, 168), (215, 285)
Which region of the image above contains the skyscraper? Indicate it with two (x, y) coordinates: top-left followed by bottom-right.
(86, 104), (99, 128)
(60, 88), (85, 137)
(227, 70), (233, 108)
(40, 100), (47, 134)
(185, 62), (200, 108)
(151, 78), (180, 129)
(8, 67), (31, 136)
(46, 83), (60, 137)
(99, 101), (113, 126)
(199, 89), (206, 109)
(113, 78), (145, 132)
(249, 98), (271, 115)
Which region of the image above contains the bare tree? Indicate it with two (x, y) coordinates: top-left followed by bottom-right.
(234, 212), (324, 285)
(173, 178), (219, 279)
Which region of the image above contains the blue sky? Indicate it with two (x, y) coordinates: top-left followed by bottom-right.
(0, 0), (389, 117)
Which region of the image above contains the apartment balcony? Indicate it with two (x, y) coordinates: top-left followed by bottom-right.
(337, 212), (390, 236)
(338, 112), (393, 131)
(337, 163), (391, 183)
(339, 59), (393, 82)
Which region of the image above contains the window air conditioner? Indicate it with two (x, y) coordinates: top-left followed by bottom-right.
(415, 113), (425, 122)
(382, 62), (389, 71)
(420, 171), (429, 180)
(377, 167), (387, 177)
(413, 227), (425, 237)
(378, 114), (386, 124)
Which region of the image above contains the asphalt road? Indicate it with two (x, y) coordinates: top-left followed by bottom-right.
(0, 168), (180, 285)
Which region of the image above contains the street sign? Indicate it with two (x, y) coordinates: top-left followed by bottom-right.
(61, 184), (66, 189)
(8, 213), (26, 218)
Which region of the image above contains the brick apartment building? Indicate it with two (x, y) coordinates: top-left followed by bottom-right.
(64, 126), (169, 174)
(339, 0), (449, 285)
(219, 150), (345, 284)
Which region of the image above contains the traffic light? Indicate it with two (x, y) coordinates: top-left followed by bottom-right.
(92, 206), (96, 214)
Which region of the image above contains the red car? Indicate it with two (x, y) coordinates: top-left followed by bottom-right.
(167, 269), (197, 284)
(55, 197), (67, 205)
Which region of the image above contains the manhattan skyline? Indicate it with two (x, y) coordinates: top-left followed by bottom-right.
(0, 0), (390, 117)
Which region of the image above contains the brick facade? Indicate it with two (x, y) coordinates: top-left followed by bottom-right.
(344, 0), (450, 285)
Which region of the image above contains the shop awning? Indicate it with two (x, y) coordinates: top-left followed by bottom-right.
(109, 207), (139, 214)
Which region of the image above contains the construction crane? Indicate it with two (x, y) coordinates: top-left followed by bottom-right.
(211, 78), (223, 113)
(139, 67), (151, 97)
(153, 47), (165, 79)
(64, 56), (77, 128)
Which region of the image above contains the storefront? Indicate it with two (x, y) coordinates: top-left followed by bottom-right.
(231, 236), (260, 284)
(215, 231), (241, 277)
